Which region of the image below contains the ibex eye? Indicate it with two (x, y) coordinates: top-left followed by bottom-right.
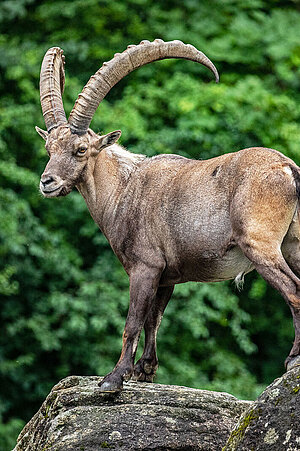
(77, 146), (87, 154)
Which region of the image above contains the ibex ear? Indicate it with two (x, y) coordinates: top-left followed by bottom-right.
(96, 130), (122, 152)
(35, 126), (48, 141)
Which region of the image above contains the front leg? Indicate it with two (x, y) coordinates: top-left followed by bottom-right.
(133, 285), (174, 382)
(99, 264), (163, 392)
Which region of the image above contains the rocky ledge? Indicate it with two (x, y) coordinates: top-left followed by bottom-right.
(13, 376), (250, 450)
(224, 365), (300, 450)
(14, 365), (300, 450)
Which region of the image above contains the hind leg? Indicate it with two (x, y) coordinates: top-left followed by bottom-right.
(132, 285), (174, 382)
(232, 178), (300, 370)
(282, 210), (300, 368)
(239, 238), (300, 369)
(282, 209), (300, 278)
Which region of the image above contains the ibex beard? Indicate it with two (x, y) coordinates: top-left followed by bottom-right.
(36, 39), (300, 392)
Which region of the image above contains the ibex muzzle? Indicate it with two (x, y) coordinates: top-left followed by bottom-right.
(36, 39), (300, 393)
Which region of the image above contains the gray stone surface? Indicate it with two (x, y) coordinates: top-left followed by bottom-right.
(14, 376), (251, 450)
(224, 365), (300, 450)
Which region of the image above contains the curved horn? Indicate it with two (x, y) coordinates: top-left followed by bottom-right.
(68, 39), (219, 135)
(39, 47), (67, 132)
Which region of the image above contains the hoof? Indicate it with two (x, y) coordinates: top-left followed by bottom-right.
(286, 355), (300, 371)
(132, 360), (157, 382)
(131, 372), (154, 382)
(98, 379), (123, 393)
(132, 372), (155, 382)
(144, 362), (155, 375)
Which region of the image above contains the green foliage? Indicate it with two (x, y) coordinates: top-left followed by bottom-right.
(0, 417), (25, 451)
(1, 0), (300, 448)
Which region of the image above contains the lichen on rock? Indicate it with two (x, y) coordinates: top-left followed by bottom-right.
(13, 376), (250, 451)
(224, 365), (300, 450)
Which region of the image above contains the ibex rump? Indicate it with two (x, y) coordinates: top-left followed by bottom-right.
(36, 40), (300, 392)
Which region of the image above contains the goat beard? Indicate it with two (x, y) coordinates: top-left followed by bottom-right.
(57, 186), (71, 197)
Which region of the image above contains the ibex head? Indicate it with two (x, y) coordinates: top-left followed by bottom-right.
(37, 123), (121, 197)
(36, 40), (219, 197)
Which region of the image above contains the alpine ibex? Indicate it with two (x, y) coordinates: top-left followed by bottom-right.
(36, 39), (300, 392)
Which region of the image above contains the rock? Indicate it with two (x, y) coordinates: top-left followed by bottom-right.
(14, 376), (250, 450)
(224, 365), (300, 450)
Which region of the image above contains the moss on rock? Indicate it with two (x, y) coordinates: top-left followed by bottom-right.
(13, 376), (250, 451)
(224, 365), (300, 450)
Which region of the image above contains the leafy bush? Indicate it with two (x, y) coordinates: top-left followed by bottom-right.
(1, 0), (300, 448)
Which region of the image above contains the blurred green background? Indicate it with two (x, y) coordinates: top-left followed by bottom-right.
(1, 0), (300, 448)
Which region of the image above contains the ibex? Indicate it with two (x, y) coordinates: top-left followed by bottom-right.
(36, 39), (300, 392)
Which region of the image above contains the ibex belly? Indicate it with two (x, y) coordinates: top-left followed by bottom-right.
(160, 245), (254, 285)
(158, 201), (255, 285)
(192, 246), (254, 283)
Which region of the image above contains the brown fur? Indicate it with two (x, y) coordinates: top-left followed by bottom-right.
(38, 124), (300, 391)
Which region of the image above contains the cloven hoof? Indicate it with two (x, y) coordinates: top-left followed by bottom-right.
(98, 379), (123, 393)
(286, 355), (300, 371)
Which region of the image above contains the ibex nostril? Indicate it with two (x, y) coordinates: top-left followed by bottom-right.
(41, 175), (55, 187)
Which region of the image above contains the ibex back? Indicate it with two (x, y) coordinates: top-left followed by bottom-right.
(36, 39), (300, 392)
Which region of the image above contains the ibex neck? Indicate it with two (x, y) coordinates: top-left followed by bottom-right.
(77, 144), (145, 237)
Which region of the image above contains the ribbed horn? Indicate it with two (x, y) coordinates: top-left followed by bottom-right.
(68, 39), (219, 135)
(39, 47), (67, 132)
